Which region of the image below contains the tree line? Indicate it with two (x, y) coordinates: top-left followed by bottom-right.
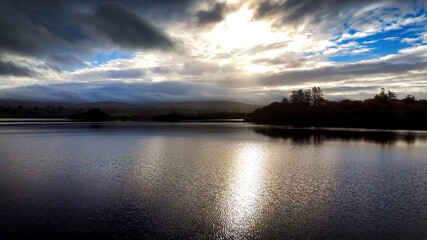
(245, 87), (427, 130)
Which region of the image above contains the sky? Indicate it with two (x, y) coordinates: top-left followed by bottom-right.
(0, 0), (426, 104)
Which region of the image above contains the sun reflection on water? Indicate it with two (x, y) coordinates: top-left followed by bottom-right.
(225, 143), (266, 236)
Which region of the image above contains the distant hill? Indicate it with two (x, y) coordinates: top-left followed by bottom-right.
(72, 101), (134, 109)
(0, 99), (263, 119)
(0, 100), (261, 113)
(141, 101), (262, 113)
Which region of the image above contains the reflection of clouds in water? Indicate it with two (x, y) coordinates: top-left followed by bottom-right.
(225, 143), (266, 236)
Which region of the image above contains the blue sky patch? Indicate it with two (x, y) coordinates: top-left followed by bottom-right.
(329, 10), (427, 63)
(86, 51), (133, 66)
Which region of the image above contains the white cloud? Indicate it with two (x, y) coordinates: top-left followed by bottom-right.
(400, 15), (427, 26)
(401, 37), (420, 44)
(363, 40), (378, 44)
(383, 37), (399, 41)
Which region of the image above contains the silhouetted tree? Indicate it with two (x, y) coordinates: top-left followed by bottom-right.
(403, 94), (416, 104)
(69, 108), (112, 121)
(282, 97), (289, 103)
(375, 88), (388, 102)
(312, 87), (325, 106)
(290, 89), (306, 104)
(374, 88), (396, 103)
(289, 88), (326, 106)
(290, 89), (315, 105)
(304, 89), (312, 105)
(387, 90), (397, 100)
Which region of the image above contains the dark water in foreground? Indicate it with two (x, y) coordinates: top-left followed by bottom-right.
(1, 122), (427, 239)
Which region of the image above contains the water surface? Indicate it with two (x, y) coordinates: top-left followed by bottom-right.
(1, 122), (427, 239)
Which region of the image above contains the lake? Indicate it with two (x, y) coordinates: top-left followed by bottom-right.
(1, 122), (427, 239)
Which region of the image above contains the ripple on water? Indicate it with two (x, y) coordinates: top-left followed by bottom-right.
(0, 123), (427, 239)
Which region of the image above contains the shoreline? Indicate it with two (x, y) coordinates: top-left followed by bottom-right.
(1, 118), (427, 132)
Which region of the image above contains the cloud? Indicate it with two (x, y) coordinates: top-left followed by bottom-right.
(72, 68), (146, 81)
(77, 3), (174, 50)
(127, 0), (205, 22)
(0, 0), (196, 68)
(196, 3), (226, 26)
(401, 37), (420, 44)
(106, 69), (145, 79)
(383, 37), (400, 42)
(259, 59), (427, 86)
(257, 45), (427, 86)
(251, 0), (424, 45)
(0, 2), (55, 56)
(253, 0), (411, 25)
(1, 0), (427, 104)
(0, 60), (35, 77)
(254, 0), (372, 24)
(251, 52), (305, 68)
(0, 81), (272, 104)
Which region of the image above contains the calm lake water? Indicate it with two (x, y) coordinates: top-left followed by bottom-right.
(1, 122), (427, 239)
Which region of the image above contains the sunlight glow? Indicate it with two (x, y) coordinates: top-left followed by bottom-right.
(206, 5), (288, 52)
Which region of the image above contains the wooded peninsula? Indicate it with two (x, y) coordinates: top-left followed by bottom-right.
(246, 88), (427, 130)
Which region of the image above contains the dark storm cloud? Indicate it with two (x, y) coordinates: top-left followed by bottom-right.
(0, 2), (55, 56)
(131, 0), (203, 22)
(0, 0), (201, 67)
(0, 60), (35, 77)
(48, 53), (86, 68)
(196, 3), (226, 25)
(78, 3), (174, 50)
